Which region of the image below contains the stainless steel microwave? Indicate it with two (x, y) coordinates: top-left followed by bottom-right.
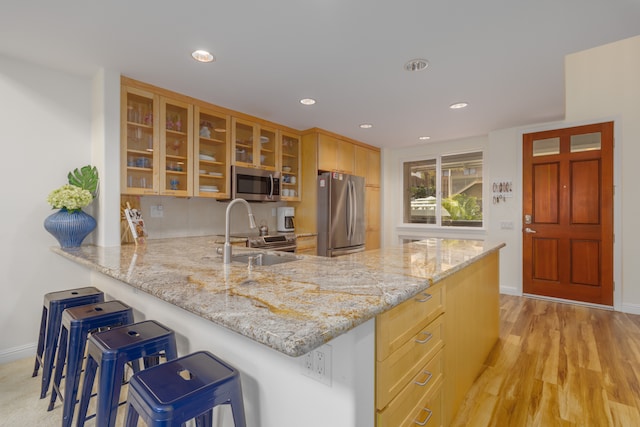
(231, 166), (281, 202)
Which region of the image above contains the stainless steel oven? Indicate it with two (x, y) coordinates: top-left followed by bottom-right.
(246, 234), (297, 252)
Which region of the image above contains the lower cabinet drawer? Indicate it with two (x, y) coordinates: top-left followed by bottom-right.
(377, 368), (443, 427)
(376, 315), (444, 409)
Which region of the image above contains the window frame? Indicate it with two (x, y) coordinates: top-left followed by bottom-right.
(402, 149), (485, 230)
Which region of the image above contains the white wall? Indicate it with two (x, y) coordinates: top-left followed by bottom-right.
(565, 35), (640, 312)
(0, 54), (93, 362)
(382, 35), (640, 311)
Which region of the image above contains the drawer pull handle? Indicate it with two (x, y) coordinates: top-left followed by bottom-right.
(415, 408), (433, 425)
(415, 332), (433, 344)
(415, 370), (433, 386)
(415, 293), (432, 303)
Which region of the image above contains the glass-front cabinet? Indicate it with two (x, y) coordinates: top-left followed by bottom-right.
(121, 86), (159, 195)
(160, 97), (192, 197)
(232, 118), (278, 170)
(280, 131), (301, 200)
(194, 107), (230, 198)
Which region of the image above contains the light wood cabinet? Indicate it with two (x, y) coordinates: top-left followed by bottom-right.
(355, 144), (381, 187)
(365, 186), (381, 251)
(375, 251), (500, 427)
(318, 133), (354, 174)
(232, 117), (278, 171)
(280, 131), (301, 201)
(376, 285), (445, 425)
(194, 106), (231, 199)
(121, 86), (159, 195)
(159, 97), (193, 197)
(295, 235), (317, 255)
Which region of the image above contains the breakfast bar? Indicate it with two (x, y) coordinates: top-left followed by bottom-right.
(52, 237), (504, 426)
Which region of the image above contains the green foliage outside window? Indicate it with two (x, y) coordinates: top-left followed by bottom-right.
(442, 193), (482, 220)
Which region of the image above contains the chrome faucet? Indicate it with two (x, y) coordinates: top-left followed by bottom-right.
(224, 198), (257, 264)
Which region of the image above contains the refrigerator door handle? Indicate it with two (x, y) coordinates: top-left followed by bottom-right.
(346, 180), (352, 240)
(352, 180), (358, 241)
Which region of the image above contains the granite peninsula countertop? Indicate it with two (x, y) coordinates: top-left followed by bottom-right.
(52, 237), (504, 357)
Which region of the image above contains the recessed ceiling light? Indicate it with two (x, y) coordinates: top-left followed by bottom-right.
(419, 136), (431, 141)
(191, 50), (215, 63)
(359, 123), (373, 129)
(404, 59), (429, 72)
(449, 102), (468, 109)
(300, 98), (316, 105)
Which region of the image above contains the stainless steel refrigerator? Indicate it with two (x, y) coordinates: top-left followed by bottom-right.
(317, 172), (365, 257)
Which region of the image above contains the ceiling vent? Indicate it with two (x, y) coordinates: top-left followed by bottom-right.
(404, 59), (429, 72)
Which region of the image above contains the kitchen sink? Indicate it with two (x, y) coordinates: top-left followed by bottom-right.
(231, 251), (299, 266)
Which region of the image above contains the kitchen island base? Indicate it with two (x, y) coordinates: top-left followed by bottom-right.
(88, 270), (375, 427)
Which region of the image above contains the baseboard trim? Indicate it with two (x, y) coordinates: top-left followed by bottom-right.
(620, 303), (640, 315)
(0, 343), (36, 365)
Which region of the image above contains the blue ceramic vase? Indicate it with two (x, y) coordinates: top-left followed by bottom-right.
(44, 208), (97, 248)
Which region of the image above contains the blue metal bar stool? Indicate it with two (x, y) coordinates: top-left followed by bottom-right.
(76, 320), (178, 427)
(33, 287), (104, 398)
(48, 300), (134, 427)
(124, 351), (247, 427)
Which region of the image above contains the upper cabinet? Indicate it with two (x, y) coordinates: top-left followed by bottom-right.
(355, 145), (381, 187)
(121, 86), (159, 195)
(317, 133), (354, 174)
(194, 107), (231, 199)
(232, 118), (278, 170)
(159, 97), (193, 197)
(280, 132), (301, 201)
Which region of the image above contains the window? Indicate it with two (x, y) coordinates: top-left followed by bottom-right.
(404, 151), (483, 227)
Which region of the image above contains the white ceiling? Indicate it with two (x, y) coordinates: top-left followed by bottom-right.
(1, 0), (639, 149)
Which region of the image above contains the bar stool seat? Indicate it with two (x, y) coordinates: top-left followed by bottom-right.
(77, 320), (178, 427)
(124, 351), (246, 427)
(33, 287), (104, 398)
(48, 300), (134, 427)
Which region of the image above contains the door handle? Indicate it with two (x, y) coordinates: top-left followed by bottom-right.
(524, 227), (537, 234)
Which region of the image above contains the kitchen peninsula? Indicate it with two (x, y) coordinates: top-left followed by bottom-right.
(52, 237), (504, 427)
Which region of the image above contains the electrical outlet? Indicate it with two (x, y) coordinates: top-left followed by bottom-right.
(300, 344), (332, 386)
(150, 205), (164, 218)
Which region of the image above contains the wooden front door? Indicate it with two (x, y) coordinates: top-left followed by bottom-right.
(522, 122), (613, 305)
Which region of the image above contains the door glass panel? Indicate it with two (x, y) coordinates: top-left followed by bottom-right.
(532, 137), (560, 156)
(570, 132), (601, 153)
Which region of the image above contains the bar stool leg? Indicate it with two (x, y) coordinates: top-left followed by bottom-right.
(48, 325), (68, 411)
(40, 304), (67, 398)
(230, 385), (247, 427)
(32, 307), (48, 378)
(77, 354), (99, 427)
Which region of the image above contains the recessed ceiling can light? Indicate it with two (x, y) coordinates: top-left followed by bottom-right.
(191, 50), (215, 63)
(419, 136), (431, 141)
(404, 59), (429, 72)
(359, 123), (373, 129)
(300, 98), (316, 105)
(449, 102), (468, 109)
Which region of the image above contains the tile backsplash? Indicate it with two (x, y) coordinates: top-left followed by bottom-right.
(138, 196), (287, 239)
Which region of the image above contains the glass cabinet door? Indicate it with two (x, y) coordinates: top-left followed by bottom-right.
(232, 118), (278, 171)
(258, 126), (277, 170)
(232, 118), (254, 167)
(160, 97), (192, 196)
(121, 86), (158, 195)
(280, 132), (301, 200)
(194, 107), (230, 198)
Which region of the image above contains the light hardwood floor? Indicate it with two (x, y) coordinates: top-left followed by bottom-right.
(450, 294), (640, 427)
